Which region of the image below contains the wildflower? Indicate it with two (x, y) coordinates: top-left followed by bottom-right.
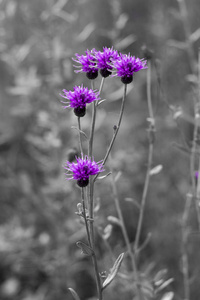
(60, 85), (100, 117)
(112, 53), (147, 84)
(73, 49), (98, 80)
(95, 47), (120, 78)
(64, 155), (104, 187)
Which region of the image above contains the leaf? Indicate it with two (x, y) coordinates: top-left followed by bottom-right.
(76, 23), (96, 42)
(115, 34), (137, 50)
(189, 28), (200, 42)
(114, 171), (122, 182)
(167, 39), (186, 50)
(102, 253), (124, 290)
(68, 288), (81, 300)
(76, 241), (94, 256)
(150, 165), (163, 176)
(107, 216), (121, 226)
(161, 291), (174, 300)
(156, 278), (174, 293)
(154, 268), (168, 285)
(124, 198), (141, 210)
(97, 172), (112, 180)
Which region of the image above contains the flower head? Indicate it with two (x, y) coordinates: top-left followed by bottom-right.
(95, 47), (120, 78)
(64, 155), (104, 187)
(73, 49), (98, 80)
(60, 85), (100, 117)
(112, 53), (147, 84)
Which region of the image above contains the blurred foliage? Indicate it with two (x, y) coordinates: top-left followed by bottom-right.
(0, 0), (200, 300)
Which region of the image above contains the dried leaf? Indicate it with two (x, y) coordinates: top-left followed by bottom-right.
(76, 241), (93, 256)
(102, 253), (124, 289)
(68, 288), (81, 300)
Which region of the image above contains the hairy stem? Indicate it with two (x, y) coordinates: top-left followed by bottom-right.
(134, 60), (155, 253)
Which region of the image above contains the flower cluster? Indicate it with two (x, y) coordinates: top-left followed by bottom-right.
(72, 47), (147, 83)
(60, 85), (100, 117)
(64, 155), (104, 187)
(61, 47), (148, 187)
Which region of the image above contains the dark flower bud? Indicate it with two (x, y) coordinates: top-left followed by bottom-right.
(100, 68), (112, 78)
(74, 106), (86, 117)
(77, 178), (89, 187)
(86, 70), (98, 80)
(121, 75), (133, 84)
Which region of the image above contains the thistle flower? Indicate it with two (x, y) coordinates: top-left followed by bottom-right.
(112, 53), (147, 84)
(73, 49), (98, 80)
(95, 47), (120, 78)
(60, 85), (100, 117)
(64, 155), (104, 187)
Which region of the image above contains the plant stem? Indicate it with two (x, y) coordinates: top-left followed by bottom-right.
(182, 192), (192, 300)
(110, 164), (144, 300)
(134, 60), (155, 253)
(77, 117), (83, 154)
(87, 78), (105, 300)
(177, 0), (196, 74)
(94, 84), (127, 178)
(81, 188), (102, 300)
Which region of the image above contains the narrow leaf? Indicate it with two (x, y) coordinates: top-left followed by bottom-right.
(167, 39), (186, 50)
(97, 172), (112, 180)
(76, 241), (93, 256)
(124, 198), (140, 210)
(107, 216), (121, 226)
(161, 291), (174, 300)
(68, 288), (81, 300)
(76, 23), (96, 42)
(150, 165), (163, 176)
(156, 278), (174, 292)
(102, 253), (124, 289)
(189, 28), (200, 42)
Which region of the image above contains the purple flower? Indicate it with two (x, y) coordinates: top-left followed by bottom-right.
(73, 49), (98, 80)
(112, 53), (147, 84)
(60, 85), (100, 117)
(95, 47), (120, 78)
(64, 155), (104, 187)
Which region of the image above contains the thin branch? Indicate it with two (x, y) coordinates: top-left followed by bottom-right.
(134, 60), (155, 253)
(77, 117), (83, 154)
(110, 162), (145, 300)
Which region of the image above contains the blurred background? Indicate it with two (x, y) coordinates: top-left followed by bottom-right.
(0, 0), (200, 299)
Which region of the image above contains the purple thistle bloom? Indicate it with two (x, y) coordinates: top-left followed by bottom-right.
(95, 47), (120, 78)
(60, 85), (100, 117)
(112, 53), (147, 84)
(64, 155), (104, 187)
(73, 49), (98, 80)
